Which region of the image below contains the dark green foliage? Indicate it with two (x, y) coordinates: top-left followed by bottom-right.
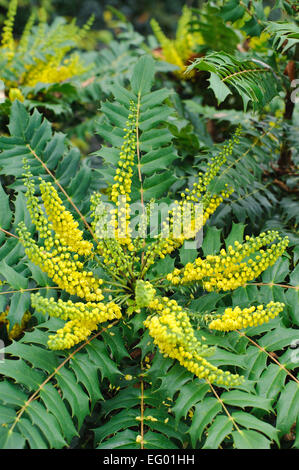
(0, 318), (123, 448)
(94, 56), (179, 204)
(187, 52), (279, 110)
(190, 5), (240, 54)
(266, 21), (299, 53)
(0, 0), (298, 451)
(0, 101), (97, 329)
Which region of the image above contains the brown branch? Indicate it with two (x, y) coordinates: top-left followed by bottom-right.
(273, 178), (299, 193)
(0, 227), (19, 239)
(248, 282), (299, 290)
(81, 77), (95, 88)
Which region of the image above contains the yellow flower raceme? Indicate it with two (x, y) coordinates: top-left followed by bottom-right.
(24, 169), (92, 255)
(17, 222), (104, 302)
(98, 235), (134, 276)
(175, 6), (201, 59)
(90, 193), (136, 277)
(180, 128), (241, 205)
(167, 231), (289, 291)
(142, 128), (241, 273)
(0, 3), (93, 97)
(142, 189), (233, 272)
(1, 0), (17, 60)
(31, 294), (121, 349)
(111, 101), (137, 204)
(19, 170), (103, 302)
(151, 6), (204, 78)
(40, 180), (93, 256)
(151, 19), (186, 75)
(48, 319), (99, 349)
(109, 101), (138, 250)
(145, 295), (243, 386)
(208, 301), (284, 331)
(23, 54), (87, 87)
(23, 170), (57, 251)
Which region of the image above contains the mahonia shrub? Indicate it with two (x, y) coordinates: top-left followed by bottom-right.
(0, 55), (296, 450)
(0, 0), (93, 113)
(16, 56), (288, 382)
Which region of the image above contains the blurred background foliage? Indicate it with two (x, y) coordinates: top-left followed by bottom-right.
(0, 0), (292, 38)
(0, 0), (193, 35)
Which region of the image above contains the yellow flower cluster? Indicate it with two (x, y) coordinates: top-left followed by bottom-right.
(108, 203), (133, 250)
(18, 222), (104, 302)
(40, 180), (93, 256)
(90, 193), (135, 277)
(109, 101), (138, 249)
(0, 309), (31, 340)
(145, 296), (243, 386)
(31, 293), (121, 349)
(19, 170), (103, 301)
(23, 55), (86, 87)
(175, 6), (202, 59)
(180, 188), (234, 238)
(151, 6), (204, 78)
(142, 189), (233, 273)
(180, 129), (241, 204)
(167, 231), (289, 291)
(0, 2), (92, 96)
(208, 301), (284, 331)
(24, 169), (92, 253)
(143, 230), (183, 270)
(1, 0), (17, 60)
(98, 236), (135, 278)
(141, 130), (241, 273)
(10, 82), (289, 392)
(23, 170), (55, 250)
(151, 19), (186, 75)
(111, 101), (137, 204)
(135, 280), (156, 308)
